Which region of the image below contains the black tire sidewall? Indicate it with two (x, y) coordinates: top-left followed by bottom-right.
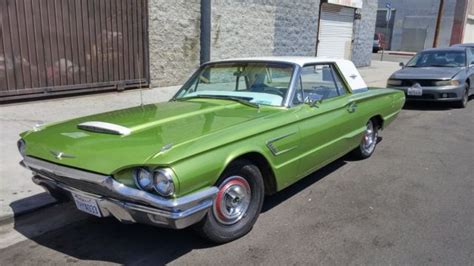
(195, 160), (264, 243)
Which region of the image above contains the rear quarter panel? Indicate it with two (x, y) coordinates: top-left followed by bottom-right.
(366, 87), (405, 128)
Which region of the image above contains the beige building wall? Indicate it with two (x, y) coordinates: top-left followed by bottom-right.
(148, 0), (201, 87)
(464, 0), (474, 43)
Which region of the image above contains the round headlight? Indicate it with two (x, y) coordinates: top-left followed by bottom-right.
(153, 169), (175, 196)
(133, 168), (154, 191)
(17, 139), (26, 157)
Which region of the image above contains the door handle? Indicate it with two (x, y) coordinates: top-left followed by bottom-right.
(347, 102), (357, 113)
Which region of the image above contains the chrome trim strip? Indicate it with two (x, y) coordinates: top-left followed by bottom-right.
(283, 65), (302, 107)
(22, 156), (219, 212)
(77, 121), (132, 136)
(24, 156), (109, 184)
(266, 132), (298, 156)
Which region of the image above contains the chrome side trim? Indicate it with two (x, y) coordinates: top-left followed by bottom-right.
(24, 156), (109, 184)
(22, 156), (219, 212)
(77, 121), (132, 136)
(266, 132), (298, 156)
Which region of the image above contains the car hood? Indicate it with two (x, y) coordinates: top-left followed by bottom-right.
(22, 99), (281, 174)
(391, 67), (464, 80)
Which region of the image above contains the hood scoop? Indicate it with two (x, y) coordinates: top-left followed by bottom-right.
(77, 121), (131, 136)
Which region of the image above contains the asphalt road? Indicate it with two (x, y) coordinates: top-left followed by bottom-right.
(1, 100), (473, 265)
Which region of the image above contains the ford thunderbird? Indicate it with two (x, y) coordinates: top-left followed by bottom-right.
(18, 57), (405, 243)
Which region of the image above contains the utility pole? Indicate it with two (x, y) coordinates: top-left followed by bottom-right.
(381, 2), (392, 61)
(433, 0), (444, 47)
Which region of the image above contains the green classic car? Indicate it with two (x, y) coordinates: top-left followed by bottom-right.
(18, 57), (405, 243)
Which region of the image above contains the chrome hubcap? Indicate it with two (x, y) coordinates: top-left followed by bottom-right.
(213, 176), (251, 225)
(361, 121), (376, 155)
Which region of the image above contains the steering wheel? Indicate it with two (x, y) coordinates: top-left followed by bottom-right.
(263, 88), (284, 97)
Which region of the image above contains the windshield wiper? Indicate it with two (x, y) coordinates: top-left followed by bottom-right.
(176, 95), (260, 108)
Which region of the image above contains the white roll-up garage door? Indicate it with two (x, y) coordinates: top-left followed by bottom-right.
(317, 3), (354, 59)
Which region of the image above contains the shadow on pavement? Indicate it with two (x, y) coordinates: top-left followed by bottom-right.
(7, 192), (56, 220)
(402, 100), (465, 111)
(262, 159), (347, 213)
(9, 157), (351, 264)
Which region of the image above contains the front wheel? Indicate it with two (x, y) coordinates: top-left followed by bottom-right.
(194, 160), (264, 243)
(351, 119), (379, 159)
(454, 85), (469, 108)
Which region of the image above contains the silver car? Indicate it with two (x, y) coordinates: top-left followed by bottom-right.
(387, 47), (474, 108)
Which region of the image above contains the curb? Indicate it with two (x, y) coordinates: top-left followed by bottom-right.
(0, 200), (58, 226)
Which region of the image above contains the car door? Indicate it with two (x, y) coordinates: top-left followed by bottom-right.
(293, 64), (360, 177)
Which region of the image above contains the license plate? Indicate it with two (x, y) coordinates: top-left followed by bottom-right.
(407, 87), (423, 96)
(72, 193), (102, 217)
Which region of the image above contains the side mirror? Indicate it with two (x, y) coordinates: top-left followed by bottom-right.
(470, 60), (474, 66)
(304, 93), (323, 107)
(399, 62), (405, 67)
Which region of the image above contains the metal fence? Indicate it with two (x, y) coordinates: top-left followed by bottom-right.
(0, 0), (149, 102)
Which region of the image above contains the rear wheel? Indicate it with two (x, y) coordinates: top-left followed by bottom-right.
(351, 119), (379, 159)
(194, 160), (264, 243)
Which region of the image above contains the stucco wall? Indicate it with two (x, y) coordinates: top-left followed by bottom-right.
(210, 0), (320, 60)
(352, 0), (378, 67)
(210, 0), (276, 60)
(148, 0), (374, 86)
(148, 0), (201, 87)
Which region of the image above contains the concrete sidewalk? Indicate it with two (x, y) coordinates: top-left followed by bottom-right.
(0, 86), (180, 222)
(0, 61), (400, 221)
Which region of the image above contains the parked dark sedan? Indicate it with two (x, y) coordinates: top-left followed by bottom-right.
(387, 47), (474, 108)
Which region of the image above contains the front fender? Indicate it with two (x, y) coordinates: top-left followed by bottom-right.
(170, 141), (275, 197)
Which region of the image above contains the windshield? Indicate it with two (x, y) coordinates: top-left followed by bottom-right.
(406, 51), (466, 67)
(174, 62), (295, 107)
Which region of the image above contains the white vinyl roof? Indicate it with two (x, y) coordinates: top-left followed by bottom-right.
(212, 56), (346, 67)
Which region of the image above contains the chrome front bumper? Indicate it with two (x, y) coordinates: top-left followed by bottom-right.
(22, 156), (218, 229)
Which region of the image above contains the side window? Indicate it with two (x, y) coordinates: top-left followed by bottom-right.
(300, 64), (340, 100)
(331, 65), (348, 95)
(468, 48), (474, 65)
(293, 77), (304, 105)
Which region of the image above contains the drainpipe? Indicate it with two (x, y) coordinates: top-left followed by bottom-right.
(433, 0), (444, 47)
(200, 0), (211, 64)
